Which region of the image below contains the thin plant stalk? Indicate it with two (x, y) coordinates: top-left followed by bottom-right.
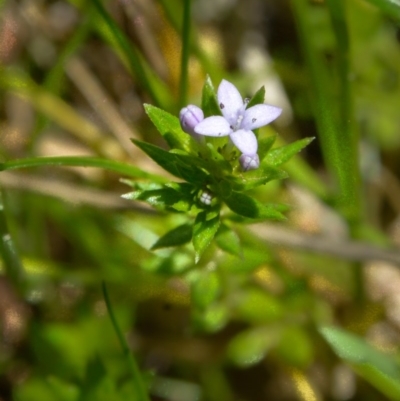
(102, 281), (150, 401)
(179, 0), (192, 107)
(0, 190), (26, 294)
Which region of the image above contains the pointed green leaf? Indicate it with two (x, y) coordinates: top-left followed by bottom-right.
(320, 326), (400, 399)
(122, 187), (185, 210)
(132, 139), (209, 184)
(193, 211), (220, 263)
(258, 135), (277, 161)
(215, 225), (242, 256)
(227, 327), (279, 367)
(246, 85), (265, 109)
(320, 326), (400, 377)
(201, 75), (222, 117)
(223, 191), (286, 221)
(144, 104), (197, 152)
(191, 270), (221, 309)
(264, 137), (314, 167)
(151, 223), (193, 250)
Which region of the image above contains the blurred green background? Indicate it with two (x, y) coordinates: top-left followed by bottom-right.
(1, 0), (400, 400)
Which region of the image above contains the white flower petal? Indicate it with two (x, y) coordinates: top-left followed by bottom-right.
(194, 116), (232, 137)
(217, 79), (243, 126)
(242, 104), (282, 130)
(229, 129), (258, 154)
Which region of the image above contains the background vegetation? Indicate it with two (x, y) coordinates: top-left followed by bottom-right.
(1, 0), (400, 400)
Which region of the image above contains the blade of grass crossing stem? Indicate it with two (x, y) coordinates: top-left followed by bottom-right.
(179, 0), (191, 107)
(0, 190), (26, 293)
(291, 0), (361, 225)
(102, 282), (150, 401)
(90, 0), (170, 109)
(0, 156), (167, 182)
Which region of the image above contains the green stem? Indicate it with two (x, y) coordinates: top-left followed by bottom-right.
(0, 190), (26, 294)
(179, 0), (192, 108)
(102, 281), (150, 401)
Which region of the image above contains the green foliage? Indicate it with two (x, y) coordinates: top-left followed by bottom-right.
(127, 76), (303, 262)
(215, 224), (242, 256)
(151, 223), (193, 249)
(191, 269), (221, 309)
(144, 104), (197, 153)
(2, 0), (399, 399)
(320, 326), (400, 399)
(193, 212), (221, 263)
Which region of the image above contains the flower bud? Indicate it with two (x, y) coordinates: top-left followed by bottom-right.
(239, 153), (260, 171)
(200, 190), (213, 205)
(179, 105), (204, 136)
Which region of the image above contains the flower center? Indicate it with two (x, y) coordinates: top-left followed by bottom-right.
(232, 114), (244, 131)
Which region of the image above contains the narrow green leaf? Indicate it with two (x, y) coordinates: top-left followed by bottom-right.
(264, 137), (314, 167)
(0, 156), (165, 181)
(179, 0), (191, 107)
(191, 270), (221, 309)
(258, 135), (277, 161)
(246, 86), (265, 109)
(223, 191), (286, 221)
(91, 0), (162, 107)
(320, 326), (400, 399)
(215, 225), (242, 256)
(320, 326), (400, 377)
(151, 223), (193, 250)
(193, 211), (220, 263)
(122, 187), (185, 209)
(132, 139), (209, 184)
(144, 104), (197, 152)
(201, 75), (222, 117)
(291, 0), (361, 222)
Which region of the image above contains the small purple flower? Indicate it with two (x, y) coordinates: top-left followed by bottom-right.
(179, 105), (204, 136)
(194, 79), (282, 170)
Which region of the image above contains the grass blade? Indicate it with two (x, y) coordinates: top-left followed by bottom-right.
(179, 0), (192, 107)
(0, 156), (167, 182)
(291, 0), (362, 224)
